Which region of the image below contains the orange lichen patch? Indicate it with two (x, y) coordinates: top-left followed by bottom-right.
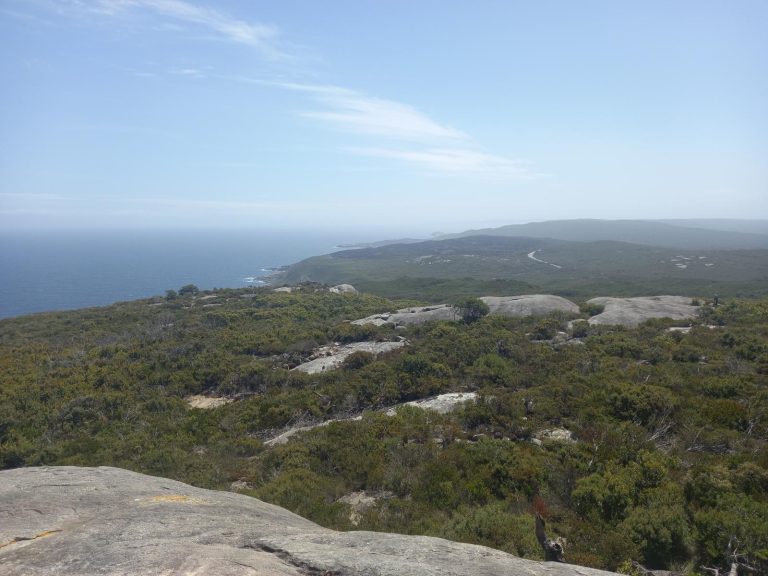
(0, 529), (62, 549)
(151, 494), (190, 502)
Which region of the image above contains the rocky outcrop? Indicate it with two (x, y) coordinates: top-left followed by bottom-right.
(352, 295), (580, 327)
(587, 296), (700, 328)
(386, 392), (478, 415)
(292, 340), (408, 374)
(533, 428), (575, 444)
(480, 295), (580, 316)
(266, 392), (478, 446)
(329, 284), (358, 294)
(274, 284), (358, 294)
(352, 304), (457, 327)
(264, 415), (363, 446)
(0, 466), (619, 576)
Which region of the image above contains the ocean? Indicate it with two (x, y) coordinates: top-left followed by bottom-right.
(0, 230), (368, 319)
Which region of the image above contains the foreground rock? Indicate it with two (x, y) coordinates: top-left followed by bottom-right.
(0, 467), (618, 576)
(353, 295), (579, 327)
(587, 296), (700, 327)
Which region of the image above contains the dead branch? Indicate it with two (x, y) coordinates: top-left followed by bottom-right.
(534, 513), (564, 562)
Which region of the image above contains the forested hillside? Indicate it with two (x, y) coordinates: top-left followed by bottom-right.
(275, 236), (768, 301)
(1, 287), (766, 574)
(436, 219), (768, 250)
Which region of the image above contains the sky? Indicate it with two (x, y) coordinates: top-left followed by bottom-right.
(1, 0), (766, 236)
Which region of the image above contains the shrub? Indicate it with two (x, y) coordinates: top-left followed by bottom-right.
(453, 297), (490, 324)
(343, 351), (375, 370)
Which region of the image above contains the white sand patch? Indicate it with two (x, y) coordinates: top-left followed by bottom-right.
(186, 395), (234, 409)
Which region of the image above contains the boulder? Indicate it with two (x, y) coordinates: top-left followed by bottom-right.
(534, 428), (575, 443)
(0, 466), (619, 576)
(329, 284), (358, 294)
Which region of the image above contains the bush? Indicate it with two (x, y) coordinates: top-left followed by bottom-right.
(443, 505), (541, 557)
(619, 492), (690, 568)
(343, 351), (375, 370)
(581, 302), (605, 317)
(571, 320), (590, 338)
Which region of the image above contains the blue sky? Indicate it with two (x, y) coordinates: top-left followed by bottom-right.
(1, 0), (766, 235)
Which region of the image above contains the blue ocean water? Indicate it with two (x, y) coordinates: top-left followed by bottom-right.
(0, 230), (362, 319)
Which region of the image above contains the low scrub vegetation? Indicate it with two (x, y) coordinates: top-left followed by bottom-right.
(1, 287), (766, 573)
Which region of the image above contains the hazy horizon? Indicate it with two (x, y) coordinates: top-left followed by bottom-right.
(2, 1), (767, 231)
(2, 217), (767, 243)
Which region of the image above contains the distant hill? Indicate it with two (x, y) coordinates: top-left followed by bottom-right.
(658, 218), (768, 236)
(336, 237), (425, 249)
(275, 234), (768, 300)
(436, 219), (768, 250)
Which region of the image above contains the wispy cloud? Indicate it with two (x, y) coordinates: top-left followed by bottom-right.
(275, 82), (467, 142)
(0, 192), (71, 201)
(349, 147), (540, 179)
(85, 0), (283, 57)
(274, 82), (541, 179)
(170, 67), (205, 77)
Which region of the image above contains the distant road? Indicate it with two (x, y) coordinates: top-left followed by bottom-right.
(527, 250), (562, 269)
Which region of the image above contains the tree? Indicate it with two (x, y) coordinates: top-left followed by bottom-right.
(453, 297), (490, 324)
(178, 284), (200, 296)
